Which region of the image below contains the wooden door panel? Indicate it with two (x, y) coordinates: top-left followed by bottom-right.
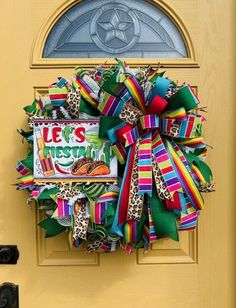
(36, 210), (99, 266)
(137, 231), (197, 264)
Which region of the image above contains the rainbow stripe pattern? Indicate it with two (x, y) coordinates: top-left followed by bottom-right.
(161, 107), (187, 122)
(98, 91), (124, 116)
(176, 137), (206, 148)
(148, 205), (158, 242)
(18, 174), (34, 189)
(48, 85), (67, 108)
(16, 161), (30, 176)
(123, 126), (142, 147)
(31, 186), (41, 199)
(124, 220), (137, 245)
(140, 114), (159, 130)
(178, 204), (198, 231)
(90, 201), (107, 225)
(111, 143), (127, 165)
(124, 76), (146, 114)
(152, 131), (183, 197)
(191, 164), (206, 186)
(171, 141), (191, 173)
(53, 198), (73, 217)
(178, 114), (203, 138)
(73, 77), (98, 108)
(160, 118), (177, 136)
(138, 133), (153, 196)
(165, 140), (204, 210)
(120, 89), (133, 105)
(97, 191), (119, 203)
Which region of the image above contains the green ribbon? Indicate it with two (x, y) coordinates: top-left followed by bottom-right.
(135, 209), (145, 246)
(197, 161), (212, 183)
(99, 116), (123, 139)
(148, 185), (179, 241)
(79, 97), (100, 116)
(24, 99), (39, 113)
(166, 85), (198, 111)
(101, 203), (117, 227)
(101, 69), (124, 96)
(21, 153), (33, 170)
(184, 152), (213, 183)
(38, 218), (66, 238)
(37, 187), (59, 200)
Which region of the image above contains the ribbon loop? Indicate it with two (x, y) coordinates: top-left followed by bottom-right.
(123, 126), (142, 147)
(124, 75), (146, 114)
(140, 114), (159, 130)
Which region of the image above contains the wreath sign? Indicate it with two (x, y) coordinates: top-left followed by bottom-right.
(16, 59), (214, 253)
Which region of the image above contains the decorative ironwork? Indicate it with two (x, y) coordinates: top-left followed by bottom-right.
(43, 0), (187, 58)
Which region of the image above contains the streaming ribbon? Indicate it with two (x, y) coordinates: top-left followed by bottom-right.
(16, 59), (214, 253)
(94, 59), (212, 239)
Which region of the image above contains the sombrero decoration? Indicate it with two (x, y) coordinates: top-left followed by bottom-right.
(16, 59), (214, 253)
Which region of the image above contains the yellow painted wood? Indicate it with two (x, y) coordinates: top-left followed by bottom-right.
(0, 0), (235, 307)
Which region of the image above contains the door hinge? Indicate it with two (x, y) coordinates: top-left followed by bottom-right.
(0, 283), (19, 308)
(0, 246), (19, 265)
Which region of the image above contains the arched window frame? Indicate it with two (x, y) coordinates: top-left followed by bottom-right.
(31, 0), (198, 68)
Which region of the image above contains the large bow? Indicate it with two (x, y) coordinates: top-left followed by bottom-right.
(76, 60), (212, 243)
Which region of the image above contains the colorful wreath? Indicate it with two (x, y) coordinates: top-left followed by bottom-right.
(16, 59), (214, 253)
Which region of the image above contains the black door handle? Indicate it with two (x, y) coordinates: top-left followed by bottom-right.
(0, 283), (19, 308)
(0, 246), (19, 265)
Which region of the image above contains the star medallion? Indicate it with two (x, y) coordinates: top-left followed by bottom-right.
(98, 9), (133, 43)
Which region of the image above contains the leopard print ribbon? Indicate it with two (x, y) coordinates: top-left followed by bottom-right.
(56, 183), (84, 201)
(152, 154), (172, 201)
(199, 183), (215, 192)
(66, 87), (81, 118)
(73, 201), (89, 240)
(119, 103), (143, 126)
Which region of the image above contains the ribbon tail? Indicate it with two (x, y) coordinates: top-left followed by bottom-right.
(148, 186), (179, 241)
(165, 140), (204, 211)
(110, 144), (136, 234)
(152, 130), (183, 199)
(138, 133), (153, 197)
(73, 201), (89, 240)
(178, 203), (198, 231)
(127, 140), (144, 221)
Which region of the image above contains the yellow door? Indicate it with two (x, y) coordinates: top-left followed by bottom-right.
(0, 0), (234, 307)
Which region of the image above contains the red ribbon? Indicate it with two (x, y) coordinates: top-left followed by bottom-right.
(148, 95), (168, 115)
(116, 123), (133, 143)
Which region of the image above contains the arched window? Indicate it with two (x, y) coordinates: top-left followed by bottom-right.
(43, 0), (187, 59)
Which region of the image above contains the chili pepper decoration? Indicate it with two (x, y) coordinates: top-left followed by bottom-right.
(54, 163), (70, 175)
